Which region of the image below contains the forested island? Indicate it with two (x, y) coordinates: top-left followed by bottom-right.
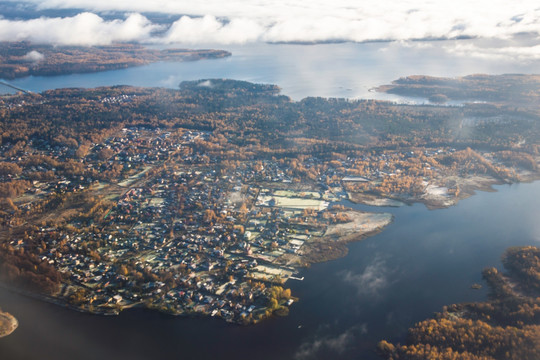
(378, 245), (540, 360)
(0, 42), (231, 80)
(0, 308), (17, 338)
(0, 76), (538, 324)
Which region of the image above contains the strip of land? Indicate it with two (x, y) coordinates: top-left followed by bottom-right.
(375, 73), (540, 108)
(0, 41), (230, 80)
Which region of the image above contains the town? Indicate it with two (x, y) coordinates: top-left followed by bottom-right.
(0, 81), (538, 324)
(1, 127), (396, 323)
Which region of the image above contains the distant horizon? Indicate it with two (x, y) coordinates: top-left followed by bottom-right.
(1, 40), (539, 103)
(0, 0), (539, 62)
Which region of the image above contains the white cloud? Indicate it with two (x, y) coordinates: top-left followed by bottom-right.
(1, 0), (540, 52)
(163, 15), (264, 44)
(22, 50), (45, 62)
(443, 42), (540, 61)
(295, 329), (354, 359)
(0, 12), (159, 45)
(359, 322), (368, 335)
(341, 256), (393, 297)
(197, 80), (213, 88)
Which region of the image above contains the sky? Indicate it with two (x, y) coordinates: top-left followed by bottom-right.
(1, 0), (540, 59)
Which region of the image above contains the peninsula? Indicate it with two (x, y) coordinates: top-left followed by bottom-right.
(0, 41), (231, 80)
(375, 73), (540, 107)
(0, 76), (538, 324)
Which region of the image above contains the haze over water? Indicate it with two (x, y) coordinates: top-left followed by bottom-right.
(4, 40), (540, 101)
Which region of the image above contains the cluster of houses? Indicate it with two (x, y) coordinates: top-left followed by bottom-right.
(3, 125), (463, 322)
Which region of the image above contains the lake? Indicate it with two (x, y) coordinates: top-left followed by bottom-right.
(0, 40), (539, 359)
(4, 40), (540, 101)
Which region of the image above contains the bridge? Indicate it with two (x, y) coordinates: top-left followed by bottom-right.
(0, 80), (33, 95)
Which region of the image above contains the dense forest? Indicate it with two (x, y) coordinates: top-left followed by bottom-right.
(0, 41), (230, 79)
(378, 246), (540, 360)
(1, 79), (538, 155)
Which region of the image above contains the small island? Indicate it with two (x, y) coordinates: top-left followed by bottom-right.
(0, 308), (18, 338)
(0, 41), (231, 80)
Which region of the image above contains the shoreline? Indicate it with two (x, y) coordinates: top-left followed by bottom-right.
(273, 210), (394, 268)
(349, 172), (540, 210)
(2, 177), (538, 324)
(0, 42), (231, 81)
(0, 209), (394, 325)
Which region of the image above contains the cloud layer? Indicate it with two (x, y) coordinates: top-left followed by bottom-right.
(0, 12), (158, 45)
(1, 0), (540, 55)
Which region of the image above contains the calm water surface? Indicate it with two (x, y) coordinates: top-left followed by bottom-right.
(4, 41), (540, 101)
(1, 181), (539, 360)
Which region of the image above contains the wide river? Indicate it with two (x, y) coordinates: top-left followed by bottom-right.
(1, 41), (539, 359)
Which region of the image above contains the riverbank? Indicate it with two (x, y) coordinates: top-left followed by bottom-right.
(282, 210), (393, 266)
